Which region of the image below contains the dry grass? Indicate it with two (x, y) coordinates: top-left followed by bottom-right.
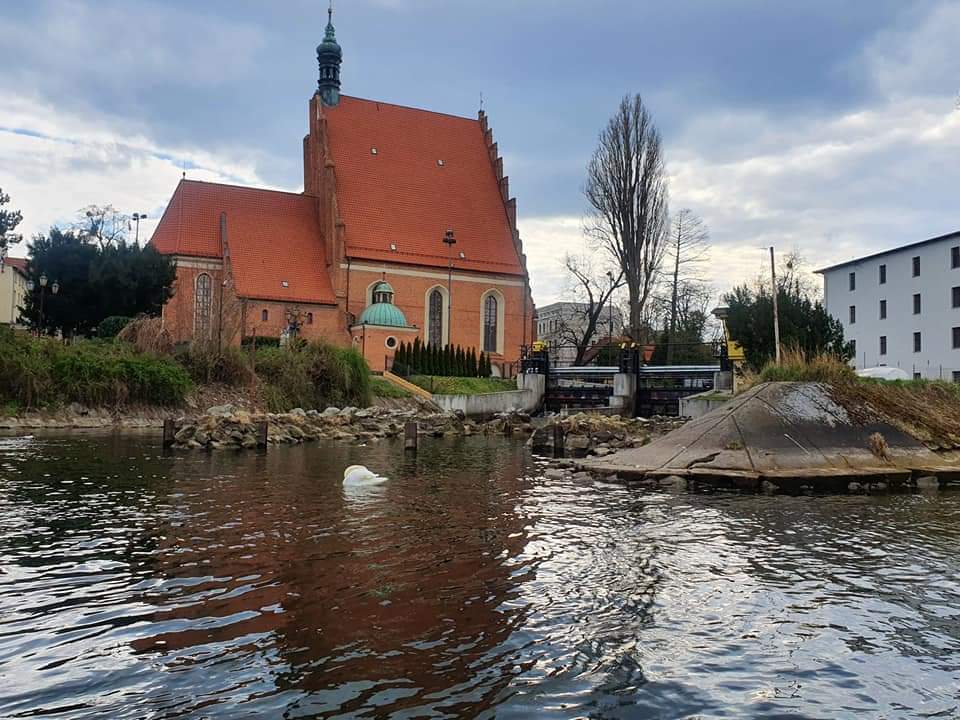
(746, 347), (960, 449)
(117, 316), (173, 356)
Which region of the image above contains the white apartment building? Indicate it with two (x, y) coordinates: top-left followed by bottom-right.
(817, 230), (960, 381)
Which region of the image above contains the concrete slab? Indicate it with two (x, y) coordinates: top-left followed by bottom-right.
(578, 382), (960, 489)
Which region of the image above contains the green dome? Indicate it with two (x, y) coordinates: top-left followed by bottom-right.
(359, 302), (408, 328)
(372, 280), (395, 295)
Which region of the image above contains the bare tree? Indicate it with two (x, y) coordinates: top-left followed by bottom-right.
(74, 204), (129, 249)
(665, 209), (709, 362)
(584, 93), (669, 340)
(556, 252), (625, 365)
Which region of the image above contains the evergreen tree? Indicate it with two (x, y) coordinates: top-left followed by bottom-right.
(457, 346), (466, 376)
(412, 336), (422, 374)
(443, 344), (453, 376)
(395, 341), (407, 374)
(469, 347), (478, 376)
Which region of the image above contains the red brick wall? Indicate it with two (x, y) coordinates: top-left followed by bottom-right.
(345, 264), (529, 371)
(349, 324), (418, 373)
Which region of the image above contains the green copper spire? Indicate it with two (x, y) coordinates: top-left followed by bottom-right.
(317, 1), (342, 106)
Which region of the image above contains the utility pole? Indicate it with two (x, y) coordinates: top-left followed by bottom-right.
(770, 246), (781, 365)
(443, 229), (456, 346)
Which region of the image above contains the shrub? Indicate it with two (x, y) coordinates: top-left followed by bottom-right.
(175, 344), (254, 386)
(0, 327), (191, 409)
(97, 316), (132, 338)
(241, 335), (281, 349)
(253, 340), (371, 412)
(117, 315), (173, 356)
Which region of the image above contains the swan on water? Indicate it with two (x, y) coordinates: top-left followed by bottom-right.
(343, 465), (387, 486)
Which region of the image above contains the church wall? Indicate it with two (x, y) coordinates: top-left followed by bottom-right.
(162, 259), (225, 345)
(345, 263), (529, 373)
(238, 300), (346, 345)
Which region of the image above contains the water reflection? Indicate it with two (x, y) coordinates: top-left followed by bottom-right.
(1, 433), (959, 718)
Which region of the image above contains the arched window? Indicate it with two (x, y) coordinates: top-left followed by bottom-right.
(307, 312), (314, 325)
(483, 294), (498, 353)
(194, 273), (212, 338)
(261, 309), (269, 322)
(428, 289), (443, 346)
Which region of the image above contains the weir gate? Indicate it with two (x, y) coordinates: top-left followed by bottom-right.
(522, 345), (721, 417)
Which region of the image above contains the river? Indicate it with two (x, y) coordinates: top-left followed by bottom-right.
(1, 432), (958, 718)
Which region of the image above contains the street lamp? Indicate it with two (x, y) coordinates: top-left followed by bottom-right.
(34, 273), (59, 336)
(443, 229), (456, 345)
(131, 212), (148, 244)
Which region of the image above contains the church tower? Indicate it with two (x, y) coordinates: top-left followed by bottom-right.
(316, 5), (342, 107)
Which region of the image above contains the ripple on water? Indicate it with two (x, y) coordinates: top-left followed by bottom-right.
(1, 434), (960, 718)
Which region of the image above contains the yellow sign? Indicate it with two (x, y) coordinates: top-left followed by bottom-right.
(727, 340), (746, 361)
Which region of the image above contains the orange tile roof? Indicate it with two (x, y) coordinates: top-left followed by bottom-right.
(150, 180), (336, 305)
(3, 257), (28, 275)
(324, 96), (524, 276)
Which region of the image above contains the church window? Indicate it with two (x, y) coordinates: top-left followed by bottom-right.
(194, 273), (212, 338)
(261, 309), (269, 322)
(428, 289), (443, 345)
(483, 294), (498, 353)
(307, 312), (313, 325)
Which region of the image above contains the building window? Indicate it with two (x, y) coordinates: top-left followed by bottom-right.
(953, 287), (960, 308)
(953, 247), (959, 269)
(385, 336), (398, 349)
(953, 327), (960, 349)
(428, 288), (443, 346)
(307, 312), (313, 325)
(913, 293), (921, 315)
(194, 273), (212, 338)
(914, 331), (922, 352)
(850, 339), (856, 358)
(879, 299), (887, 319)
(849, 305), (856, 324)
(849, 271), (856, 291)
(879, 264), (886, 284)
(483, 294), (499, 353)
(261, 309), (269, 322)
(914, 372), (922, 381)
(912, 256), (920, 277)
(953, 371), (960, 384)
(880, 336), (887, 355)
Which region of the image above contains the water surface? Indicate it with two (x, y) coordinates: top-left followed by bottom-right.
(1, 432), (959, 718)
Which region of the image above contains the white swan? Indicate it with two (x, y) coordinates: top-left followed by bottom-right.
(343, 464), (387, 486)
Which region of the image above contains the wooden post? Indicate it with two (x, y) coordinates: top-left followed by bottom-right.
(162, 418), (176, 447)
(404, 421), (419, 452)
(552, 423), (565, 458)
(256, 421), (268, 448)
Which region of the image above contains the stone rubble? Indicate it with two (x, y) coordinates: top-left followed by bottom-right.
(528, 412), (687, 459)
(169, 404), (538, 450)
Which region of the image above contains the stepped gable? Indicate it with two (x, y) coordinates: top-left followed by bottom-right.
(150, 179), (336, 305)
(323, 96), (525, 276)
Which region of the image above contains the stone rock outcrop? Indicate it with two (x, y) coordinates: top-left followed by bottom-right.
(528, 412), (686, 458)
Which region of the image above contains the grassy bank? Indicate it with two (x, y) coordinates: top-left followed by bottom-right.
(409, 375), (516, 395)
(0, 324), (372, 414)
(0, 327), (192, 411)
(370, 376), (412, 399)
(751, 349), (960, 448)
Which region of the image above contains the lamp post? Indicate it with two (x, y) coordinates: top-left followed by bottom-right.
(131, 212), (148, 245)
(31, 273), (59, 336)
(443, 229), (456, 346)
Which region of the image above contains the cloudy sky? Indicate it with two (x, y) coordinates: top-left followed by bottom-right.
(1, 0), (957, 305)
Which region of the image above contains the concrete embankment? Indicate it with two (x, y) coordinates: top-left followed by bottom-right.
(579, 381), (960, 492)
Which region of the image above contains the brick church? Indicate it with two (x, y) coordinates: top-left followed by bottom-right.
(151, 10), (534, 375)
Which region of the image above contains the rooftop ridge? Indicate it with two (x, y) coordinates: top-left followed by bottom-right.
(815, 229), (960, 273)
(180, 177), (314, 200)
(337, 94), (481, 124)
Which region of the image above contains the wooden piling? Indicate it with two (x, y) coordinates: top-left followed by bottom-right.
(552, 423), (565, 458)
(256, 421), (268, 449)
(162, 418), (175, 448)
(404, 421), (419, 452)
